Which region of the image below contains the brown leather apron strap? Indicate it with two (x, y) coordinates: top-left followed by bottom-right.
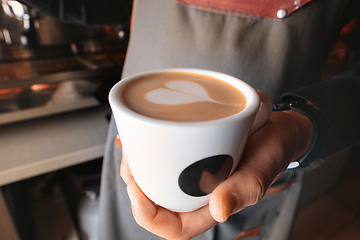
(234, 224), (264, 240)
(265, 174), (294, 196)
(175, 0), (312, 19)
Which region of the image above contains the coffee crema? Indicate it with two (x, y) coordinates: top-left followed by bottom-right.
(121, 72), (246, 122)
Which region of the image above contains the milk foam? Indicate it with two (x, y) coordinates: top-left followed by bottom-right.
(146, 80), (238, 106)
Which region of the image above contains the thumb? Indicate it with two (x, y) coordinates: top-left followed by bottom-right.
(208, 169), (265, 222)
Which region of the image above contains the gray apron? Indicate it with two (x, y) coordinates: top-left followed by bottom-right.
(98, 0), (347, 239)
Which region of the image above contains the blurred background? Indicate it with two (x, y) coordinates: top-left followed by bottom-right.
(0, 0), (129, 239)
(0, 1), (359, 240)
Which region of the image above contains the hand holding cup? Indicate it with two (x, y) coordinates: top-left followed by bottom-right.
(109, 69), (272, 212)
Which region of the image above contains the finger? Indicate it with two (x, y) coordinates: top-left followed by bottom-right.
(127, 181), (183, 239)
(209, 169), (266, 223)
(127, 181), (216, 240)
(120, 150), (135, 186)
(115, 134), (122, 149)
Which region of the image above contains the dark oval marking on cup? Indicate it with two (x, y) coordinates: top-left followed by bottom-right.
(178, 155), (233, 197)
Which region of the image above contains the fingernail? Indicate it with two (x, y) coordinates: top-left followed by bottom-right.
(115, 134), (122, 149)
(222, 194), (238, 221)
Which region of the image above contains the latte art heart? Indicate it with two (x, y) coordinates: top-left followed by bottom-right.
(121, 72), (247, 122)
(146, 80), (239, 106)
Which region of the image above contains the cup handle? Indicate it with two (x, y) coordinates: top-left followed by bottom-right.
(249, 90), (273, 135)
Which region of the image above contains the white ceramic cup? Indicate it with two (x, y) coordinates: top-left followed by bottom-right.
(109, 68), (272, 212)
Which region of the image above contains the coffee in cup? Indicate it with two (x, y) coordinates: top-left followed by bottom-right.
(121, 71), (247, 122)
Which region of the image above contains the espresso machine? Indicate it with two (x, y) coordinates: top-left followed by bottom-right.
(0, 0), (129, 125)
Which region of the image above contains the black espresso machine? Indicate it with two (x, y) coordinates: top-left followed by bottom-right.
(0, 0), (130, 125)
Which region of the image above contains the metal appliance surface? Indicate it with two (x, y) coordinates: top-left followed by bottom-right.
(0, 0), (129, 125)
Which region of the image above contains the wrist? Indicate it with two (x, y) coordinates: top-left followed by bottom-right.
(282, 109), (314, 157)
(273, 96), (330, 169)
